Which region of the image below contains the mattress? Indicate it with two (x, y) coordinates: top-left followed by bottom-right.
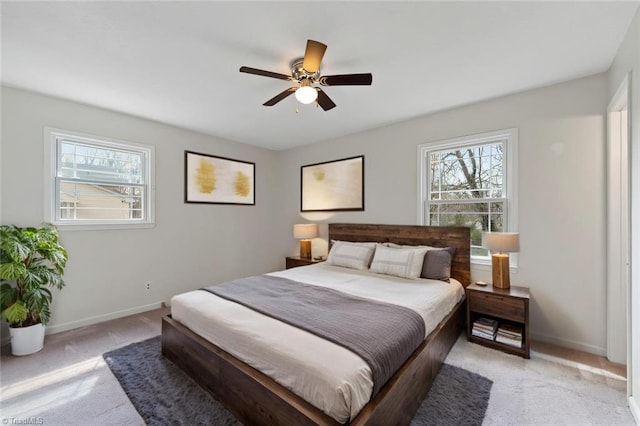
(170, 263), (464, 423)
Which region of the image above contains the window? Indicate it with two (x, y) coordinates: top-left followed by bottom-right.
(44, 128), (155, 229)
(418, 128), (517, 264)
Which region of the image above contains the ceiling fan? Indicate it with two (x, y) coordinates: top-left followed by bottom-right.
(239, 39), (373, 111)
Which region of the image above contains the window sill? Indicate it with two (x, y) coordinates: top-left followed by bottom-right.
(53, 221), (156, 232)
(472, 259), (519, 272)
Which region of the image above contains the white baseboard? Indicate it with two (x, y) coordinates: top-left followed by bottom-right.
(531, 351), (626, 380)
(529, 331), (606, 356)
(629, 396), (639, 425)
(45, 301), (165, 335)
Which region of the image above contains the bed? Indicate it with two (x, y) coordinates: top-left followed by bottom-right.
(161, 223), (471, 425)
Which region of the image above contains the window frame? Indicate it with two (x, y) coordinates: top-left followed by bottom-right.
(417, 128), (518, 267)
(44, 127), (155, 230)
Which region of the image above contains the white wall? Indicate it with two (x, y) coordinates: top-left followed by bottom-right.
(608, 7), (640, 422)
(278, 74), (609, 355)
(0, 86), (286, 334)
(0, 69), (615, 358)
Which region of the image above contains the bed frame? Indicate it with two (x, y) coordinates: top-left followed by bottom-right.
(161, 223), (471, 425)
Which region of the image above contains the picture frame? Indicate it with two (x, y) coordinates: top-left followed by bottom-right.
(301, 155), (364, 212)
(185, 150), (255, 205)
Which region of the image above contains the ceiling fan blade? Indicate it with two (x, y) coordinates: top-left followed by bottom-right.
(302, 40), (327, 73)
(263, 87), (297, 106)
(316, 89), (336, 111)
(240, 66), (292, 81)
(319, 73), (373, 86)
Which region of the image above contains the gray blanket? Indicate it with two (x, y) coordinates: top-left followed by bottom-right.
(202, 274), (425, 396)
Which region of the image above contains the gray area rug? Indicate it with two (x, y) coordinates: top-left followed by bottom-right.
(103, 336), (492, 426)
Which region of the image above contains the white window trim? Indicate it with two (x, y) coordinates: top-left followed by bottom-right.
(417, 128), (518, 267)
(44, 127), (156, 231)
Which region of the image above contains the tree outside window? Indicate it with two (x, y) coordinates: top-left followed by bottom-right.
(419, 128), (517, 264)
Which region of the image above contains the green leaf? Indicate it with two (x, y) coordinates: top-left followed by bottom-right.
(23, 287), (52, 317)
(21, 268), (45, 288)
(2, 300), (29, 325)
(0, 284), (18, 311)
(0, 262), (27, 281)
(50, 248), (68, 269)
(0, 234), (30, 263)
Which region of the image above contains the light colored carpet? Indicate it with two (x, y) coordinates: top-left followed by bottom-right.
(0, 308), (635, 425)
(445, 338), (634, 425)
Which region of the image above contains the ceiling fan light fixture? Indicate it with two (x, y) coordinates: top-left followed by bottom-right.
(295, 86), (317, 104)
(295, 79), (317, 104)
(240, 39), (372, 111)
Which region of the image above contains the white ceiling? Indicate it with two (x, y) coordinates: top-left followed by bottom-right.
(1, 1), (638, 150)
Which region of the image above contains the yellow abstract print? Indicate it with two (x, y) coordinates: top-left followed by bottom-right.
(234, 171), (250, 197)
(195, 158), (216, 193)
(186, 151), (254, 204)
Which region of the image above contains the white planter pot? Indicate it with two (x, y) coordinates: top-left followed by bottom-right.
(10, 323), (45, 356)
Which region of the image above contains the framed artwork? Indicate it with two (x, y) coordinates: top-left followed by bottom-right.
(185, 151), (255, 205)
(301, 155), (364, 212)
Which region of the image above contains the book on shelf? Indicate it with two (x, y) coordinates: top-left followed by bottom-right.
(474, 317), (498, 330)
(496, 323), (523, 347)
(472, 317), (498, 340)
(495, 334), (522, 347)
(472, 328), (496, 340)
(498, 323), (522, 335)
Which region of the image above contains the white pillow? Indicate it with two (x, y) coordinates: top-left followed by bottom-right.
(326, 241), (376, 270)
(369, 244), (428, 279)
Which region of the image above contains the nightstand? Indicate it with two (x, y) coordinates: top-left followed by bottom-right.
(466, 283), (530, 358)
(285, 256), (324, 269)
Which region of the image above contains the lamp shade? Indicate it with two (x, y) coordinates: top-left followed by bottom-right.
(293, 223), (318, 240)
(482, 232), (520, 253)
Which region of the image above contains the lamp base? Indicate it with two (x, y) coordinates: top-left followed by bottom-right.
(299, 240), (312, 259)
(492, 254), (511, 289)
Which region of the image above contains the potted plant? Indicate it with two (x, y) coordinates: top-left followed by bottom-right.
(0, 223), (67, 356)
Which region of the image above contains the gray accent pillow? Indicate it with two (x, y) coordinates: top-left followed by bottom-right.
(421, 247), (456, 282)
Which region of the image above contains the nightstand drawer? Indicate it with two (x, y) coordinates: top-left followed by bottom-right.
(286, 258), (308, 269)
(285, 256), (323, 269)
(469, 292), (525, 322)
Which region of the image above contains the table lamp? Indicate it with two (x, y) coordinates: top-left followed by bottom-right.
(293, 223), (318, 259)
(482, 232), (520, 289)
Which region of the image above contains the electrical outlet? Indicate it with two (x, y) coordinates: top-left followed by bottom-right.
(145, 281), (151, 290)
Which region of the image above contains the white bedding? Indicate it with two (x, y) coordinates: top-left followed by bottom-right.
(170, 263), (464, 423)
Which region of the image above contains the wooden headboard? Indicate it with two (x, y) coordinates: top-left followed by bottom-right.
(328, 223), (471, 287)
